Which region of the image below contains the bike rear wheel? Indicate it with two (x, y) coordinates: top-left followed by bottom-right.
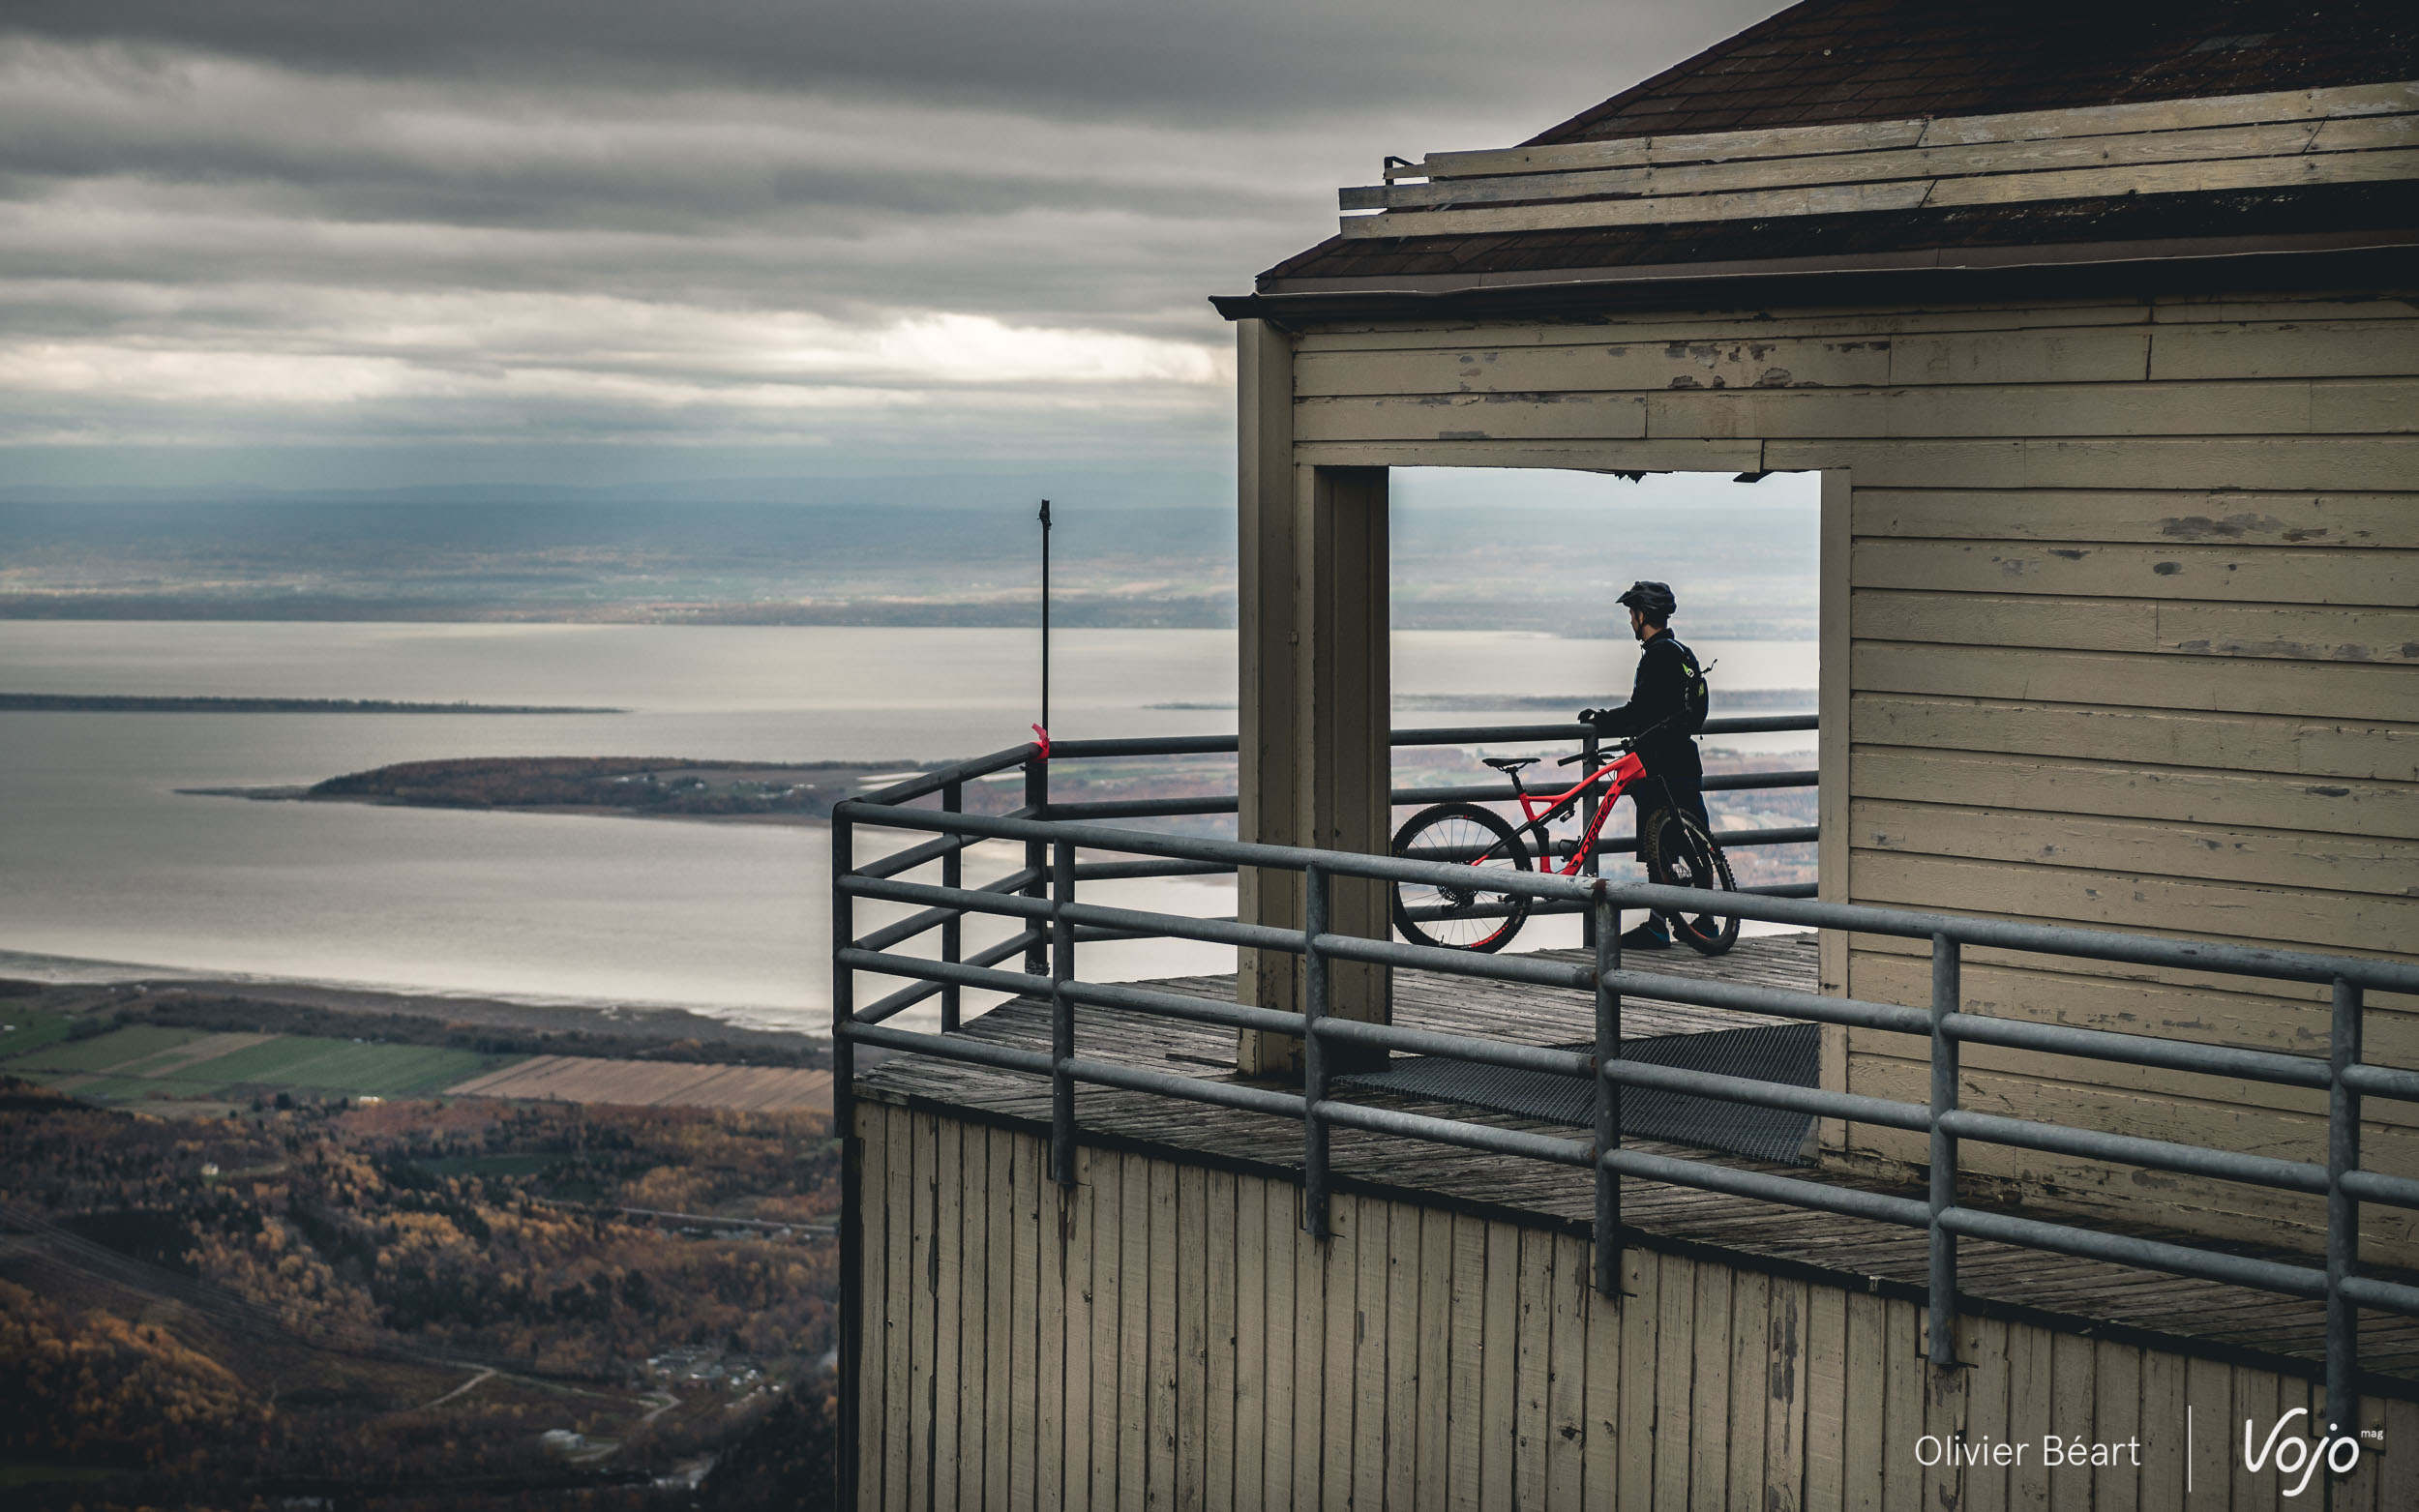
(1639, 808), (1740, 956)
(1390, 802), (1534, 952)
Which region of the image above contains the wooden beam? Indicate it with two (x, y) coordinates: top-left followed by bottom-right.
(1347, 115), (2414, 214)
(1398, 77), (2419, 182)
(1341, 143), (2419, 239)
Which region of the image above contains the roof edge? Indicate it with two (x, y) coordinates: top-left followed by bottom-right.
(1210, 228), (2419, 323)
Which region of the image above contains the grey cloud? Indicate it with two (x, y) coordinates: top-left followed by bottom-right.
(0, 1), (1778, 480)
(3, 1), (1772, 125)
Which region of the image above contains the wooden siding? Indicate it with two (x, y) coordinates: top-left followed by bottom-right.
(1278, 288), (2419, 1257)
(853, 1103), (2419, 1510)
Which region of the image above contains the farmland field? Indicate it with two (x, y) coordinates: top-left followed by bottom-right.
(173, 1034), (352, 1083)
(4, 1019), (829, 1115)
(10, 1023), (207, 1072)
(0, 1011), (81, 1060)
(4, 1023), (524, 1108)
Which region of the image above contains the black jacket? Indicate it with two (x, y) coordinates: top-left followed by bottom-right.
(1587, 630), (1708, 786)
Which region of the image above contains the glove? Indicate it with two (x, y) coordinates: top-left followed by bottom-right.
(1578, 708), (1598, 725)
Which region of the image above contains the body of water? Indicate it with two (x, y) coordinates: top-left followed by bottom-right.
(1, 621), (1815, 1035)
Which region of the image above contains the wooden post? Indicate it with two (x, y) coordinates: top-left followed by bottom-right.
(1235, 320), (1393, 1075)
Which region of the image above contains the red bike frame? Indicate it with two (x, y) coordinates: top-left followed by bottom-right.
(1503, 748), (1652, 875)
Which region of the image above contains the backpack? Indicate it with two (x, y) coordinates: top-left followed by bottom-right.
(1670, 638), (1712, 735)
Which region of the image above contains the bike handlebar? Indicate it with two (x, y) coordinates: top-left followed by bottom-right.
(1558, 740), (1633, 767)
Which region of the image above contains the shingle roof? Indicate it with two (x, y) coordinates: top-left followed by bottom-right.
(1537, 0), (2419, 145)
(1224, 0), (2419, 314)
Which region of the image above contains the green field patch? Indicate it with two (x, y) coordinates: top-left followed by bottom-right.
(14, 1025), (207, 1074)
(22, 1034), (525, 1110)
(0, 1013), (82, 1062)
(189, 1035), (362, 1086)
(190, 1039), (521, 1100)
(285, 1043), (517, 1097)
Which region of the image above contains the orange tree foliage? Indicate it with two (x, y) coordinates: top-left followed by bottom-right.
(0, 1277), (269, 1466)
(0, 1079), (842, 1508)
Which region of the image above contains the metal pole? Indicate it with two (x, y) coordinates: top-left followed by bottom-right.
(1928, 932), (1961, 1367)
(1303, 864), (1331, 1238)
(941, 779), (963, 1033)
(1039, 499), (1053, 734)
(1594, 884), (1623, 1298)
(1580, 725), (1602, 948)
(2328, 975), (2363, 1436)
(1051, 838), (1077, 1186)
(1023, 754), (1048, 976)
(830, 808), (861, 1509)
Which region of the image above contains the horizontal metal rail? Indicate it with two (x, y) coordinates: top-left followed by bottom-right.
(1073, 857), (1234, 881)
(1603, 1145), (1933, 1229)
(842, 801), (2419, 993)
(834, 716), (2419, 1464)
(1399, 770), (1818, 806)
(857, 745), (1036, 808)
(851, 867), (1041, 956)
(853, 932), (1038, 1026)
(1389, 714), (1816, 746)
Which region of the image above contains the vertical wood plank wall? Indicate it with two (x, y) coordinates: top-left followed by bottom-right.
(1264, 291), (2419, 1259)
(854, 1105), (2418, 1510)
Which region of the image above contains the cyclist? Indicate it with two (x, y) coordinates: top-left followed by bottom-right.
(1580, 579), (1712, 950)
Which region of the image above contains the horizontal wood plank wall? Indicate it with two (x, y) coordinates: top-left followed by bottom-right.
(1284, 289), (2419, 1260)
(852, 1103), (2419, 1509)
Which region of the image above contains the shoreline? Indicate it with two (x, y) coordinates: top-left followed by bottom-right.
(0, 693), (622, 714)
(1, 962), (831, 1068)
(182, 786), (840, 825)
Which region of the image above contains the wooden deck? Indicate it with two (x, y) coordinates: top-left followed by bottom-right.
(855, 932), (2419, 1391)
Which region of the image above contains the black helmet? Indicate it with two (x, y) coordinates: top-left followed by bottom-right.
(1617, 579), (1677, 619)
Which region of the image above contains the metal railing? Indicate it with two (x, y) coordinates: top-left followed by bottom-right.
(831, 719), (2419, 1466)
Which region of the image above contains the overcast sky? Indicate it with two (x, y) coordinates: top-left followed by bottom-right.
(0, 1), (1778, 494)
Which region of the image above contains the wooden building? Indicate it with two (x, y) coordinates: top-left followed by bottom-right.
(841, 4), (2419, 1504)
(1212, 0), (2419, 1261)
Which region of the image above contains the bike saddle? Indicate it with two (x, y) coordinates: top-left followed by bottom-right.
(1481, 756), (1540, 773)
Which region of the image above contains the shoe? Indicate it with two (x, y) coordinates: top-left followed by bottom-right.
(1618, 921), (1670, 950)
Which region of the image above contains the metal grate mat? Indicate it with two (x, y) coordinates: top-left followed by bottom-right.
(1335, 1021), (1819, 1166)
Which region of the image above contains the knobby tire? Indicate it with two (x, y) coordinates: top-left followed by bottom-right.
(1389, 802), (1534, 953)
(1639, 807), (1740, 956)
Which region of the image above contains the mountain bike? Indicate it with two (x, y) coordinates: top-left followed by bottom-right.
(1389, 737), (1739, 956)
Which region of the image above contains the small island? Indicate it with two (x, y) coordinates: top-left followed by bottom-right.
(190, 755), (922, 821)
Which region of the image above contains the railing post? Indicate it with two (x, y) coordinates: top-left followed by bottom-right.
(829, 806), (861, 1511)
(1927, 932), (1960, 1367)
(1302, 863), (1331, 1239)
(1024, 750), (1048, 976)
(1580, 725), (1601, 948)
(941, 779), (964, 1032)
(1593, 884), (1622, 1299)
(1051, 838), (1077, 1187)
(2328, 975), (2363, 1437)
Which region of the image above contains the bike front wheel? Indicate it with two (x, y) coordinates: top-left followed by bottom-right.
(1390, 802), (1534, 952)
(1639, 808), (1741, 956)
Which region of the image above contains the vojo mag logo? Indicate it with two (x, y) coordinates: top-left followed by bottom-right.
(2241, 1408), (2369, 1497)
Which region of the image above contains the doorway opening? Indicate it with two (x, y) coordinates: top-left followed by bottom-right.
(1389, 466), (1822, 952)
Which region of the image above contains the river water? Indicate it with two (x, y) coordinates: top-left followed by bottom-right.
(0, 622), (1815, 1035)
